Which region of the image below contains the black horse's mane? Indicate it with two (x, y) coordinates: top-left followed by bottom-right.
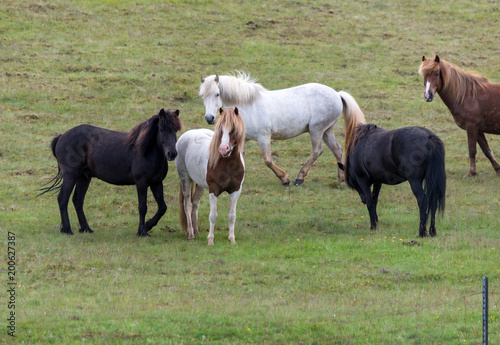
(347, 123), (378, 156)
(126, 110), (182, 157)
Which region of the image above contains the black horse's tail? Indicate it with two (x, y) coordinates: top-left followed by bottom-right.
(37, 135), (63, 197)
(424, 135), (446, 219)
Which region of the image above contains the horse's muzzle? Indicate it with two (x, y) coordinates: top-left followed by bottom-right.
(166, 151), (177, 161)
(424, 92), (434, 102)
(205, 114), (215, 125)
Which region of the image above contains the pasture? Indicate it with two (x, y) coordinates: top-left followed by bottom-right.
(1, 0), (499, 343)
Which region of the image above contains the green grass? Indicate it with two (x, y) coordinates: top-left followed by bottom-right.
(1, 0), (500, 344)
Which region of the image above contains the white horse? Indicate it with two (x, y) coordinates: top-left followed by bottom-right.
(199, 72), (366, 186)
(176, 108), (245, 245)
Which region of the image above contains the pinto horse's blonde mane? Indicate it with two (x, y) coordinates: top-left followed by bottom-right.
(199, 71), (266, 105)
(418, 57), (489, 105)
(208, 108), (246, 169)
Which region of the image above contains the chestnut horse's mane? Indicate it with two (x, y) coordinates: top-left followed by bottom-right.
(208, 108), (245, 169)
(418, 58), (490, 105)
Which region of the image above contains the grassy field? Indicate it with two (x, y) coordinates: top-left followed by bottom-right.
(1, 0), (499, 343)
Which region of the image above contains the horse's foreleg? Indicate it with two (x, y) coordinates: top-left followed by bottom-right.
(371, 183), (382, 225)
(322, 128), (345, 182)
(409, 179), (427, 237)
(191, 185), (204, 235)
(358, 180), (378, 229)
(465, 126), (478, 177)
(144, 182), (167, 233)
(477, 132), (500, 175)
(58, 174), (77, 235)
(73, 176), (93, 233)
(258, 138), (290, 186)
(207, 193), (218, 245)
(227, 191), (241, 244)
(136, 183), (150, 237)
(294, 134), (323, 186)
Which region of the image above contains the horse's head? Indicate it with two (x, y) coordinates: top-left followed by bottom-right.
(157, 108), (182, 161)
(419, 55), (443, 102)
(200, 75), (222, 125)
(208, 107), (245, 169)
(218, 107), (244, 157)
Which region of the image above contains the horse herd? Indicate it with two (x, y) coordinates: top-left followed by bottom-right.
(39, 55), (500, 244)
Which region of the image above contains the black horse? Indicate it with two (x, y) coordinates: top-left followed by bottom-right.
(39, 108), (182, 237)
(338, 124), (446, 237)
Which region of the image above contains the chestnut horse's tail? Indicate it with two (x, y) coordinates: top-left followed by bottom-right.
(424, 135), (446, 218)
(338, 91), (366, 162)
(179, 181), (194, 233)
(37, 135), (63, 197)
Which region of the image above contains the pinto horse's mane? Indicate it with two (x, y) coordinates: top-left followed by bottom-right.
(418, 58), (489, 105)
(199, 71), (267, 105)
(208, 108), (245, 169)
(126, 109), (182, 157)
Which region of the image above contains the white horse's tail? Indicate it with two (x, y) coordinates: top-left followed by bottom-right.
(338, 91), (366, 162)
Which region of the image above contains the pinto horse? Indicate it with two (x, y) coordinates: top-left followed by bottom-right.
(39, 109), (182, 237)
(176, 107), (245, 245)
(199, 72), (365, 186)
(338, 120), (446, 237)
(419, 55), (500, 176)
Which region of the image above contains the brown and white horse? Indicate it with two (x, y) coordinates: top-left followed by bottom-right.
(419, 55), (500, 176)
(175, 107), (245, 245)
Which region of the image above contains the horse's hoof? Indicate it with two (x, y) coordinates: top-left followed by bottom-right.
(282, 180), (290, 186)
(79, 228), (94, 234)
(187, 235), (195, 241)
(294, 179), (304, 186)
(207, 239), (214, 246)
(464, 171), (477, 178)
(229, 238), (236, 245)
(137, 232), (151, 237)
(61, 228), (74, 235)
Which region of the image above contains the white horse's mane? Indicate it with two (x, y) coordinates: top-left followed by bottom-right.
(199, 71), (267, 105)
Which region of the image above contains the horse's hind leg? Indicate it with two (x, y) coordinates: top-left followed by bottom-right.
(180, 180), (196, 240)
(258, 137), (290, 186)
(294, 132), (323, 186)
(144, 181), (167, 233)
(408, 179), (428, 237)
(477, 132), (500, 175)
(207, 193), (218, 245)
(190, 185), (204, 235)
(73, 176), (93, 233)
(58, 173), (77, 235)
(322, 127), (344, 182)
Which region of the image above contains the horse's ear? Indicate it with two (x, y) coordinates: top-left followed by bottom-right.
(175, 109), (180, 117)
(219, 107), (224, 114)
(159, 108), (166, 117)
(435, 55), (440, 63)
(215, 74), (219, 83)
(337, 162), (345, 171)
(234, 107), (239, 115)
(201, 76), (205, 83)
(422, 55), (426, 61)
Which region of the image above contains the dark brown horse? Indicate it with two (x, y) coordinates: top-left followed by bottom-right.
(338, 119), (446, 237)
(176, 107), (245, 245)
(419, 55), (500, 176)
(39, 109), (182, 237)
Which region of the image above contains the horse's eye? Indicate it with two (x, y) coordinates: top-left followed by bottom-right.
(435, 73), (439, 77)
(216, 93), (220, 97)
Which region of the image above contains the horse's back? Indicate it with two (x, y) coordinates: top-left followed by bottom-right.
(175, 129), (213, 188)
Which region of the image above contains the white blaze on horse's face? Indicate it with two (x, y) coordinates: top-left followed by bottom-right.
(219, 125), (233, 157)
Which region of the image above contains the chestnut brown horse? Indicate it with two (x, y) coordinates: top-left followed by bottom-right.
(419, 55), (500, 176)
(176, 107), (245, 245)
